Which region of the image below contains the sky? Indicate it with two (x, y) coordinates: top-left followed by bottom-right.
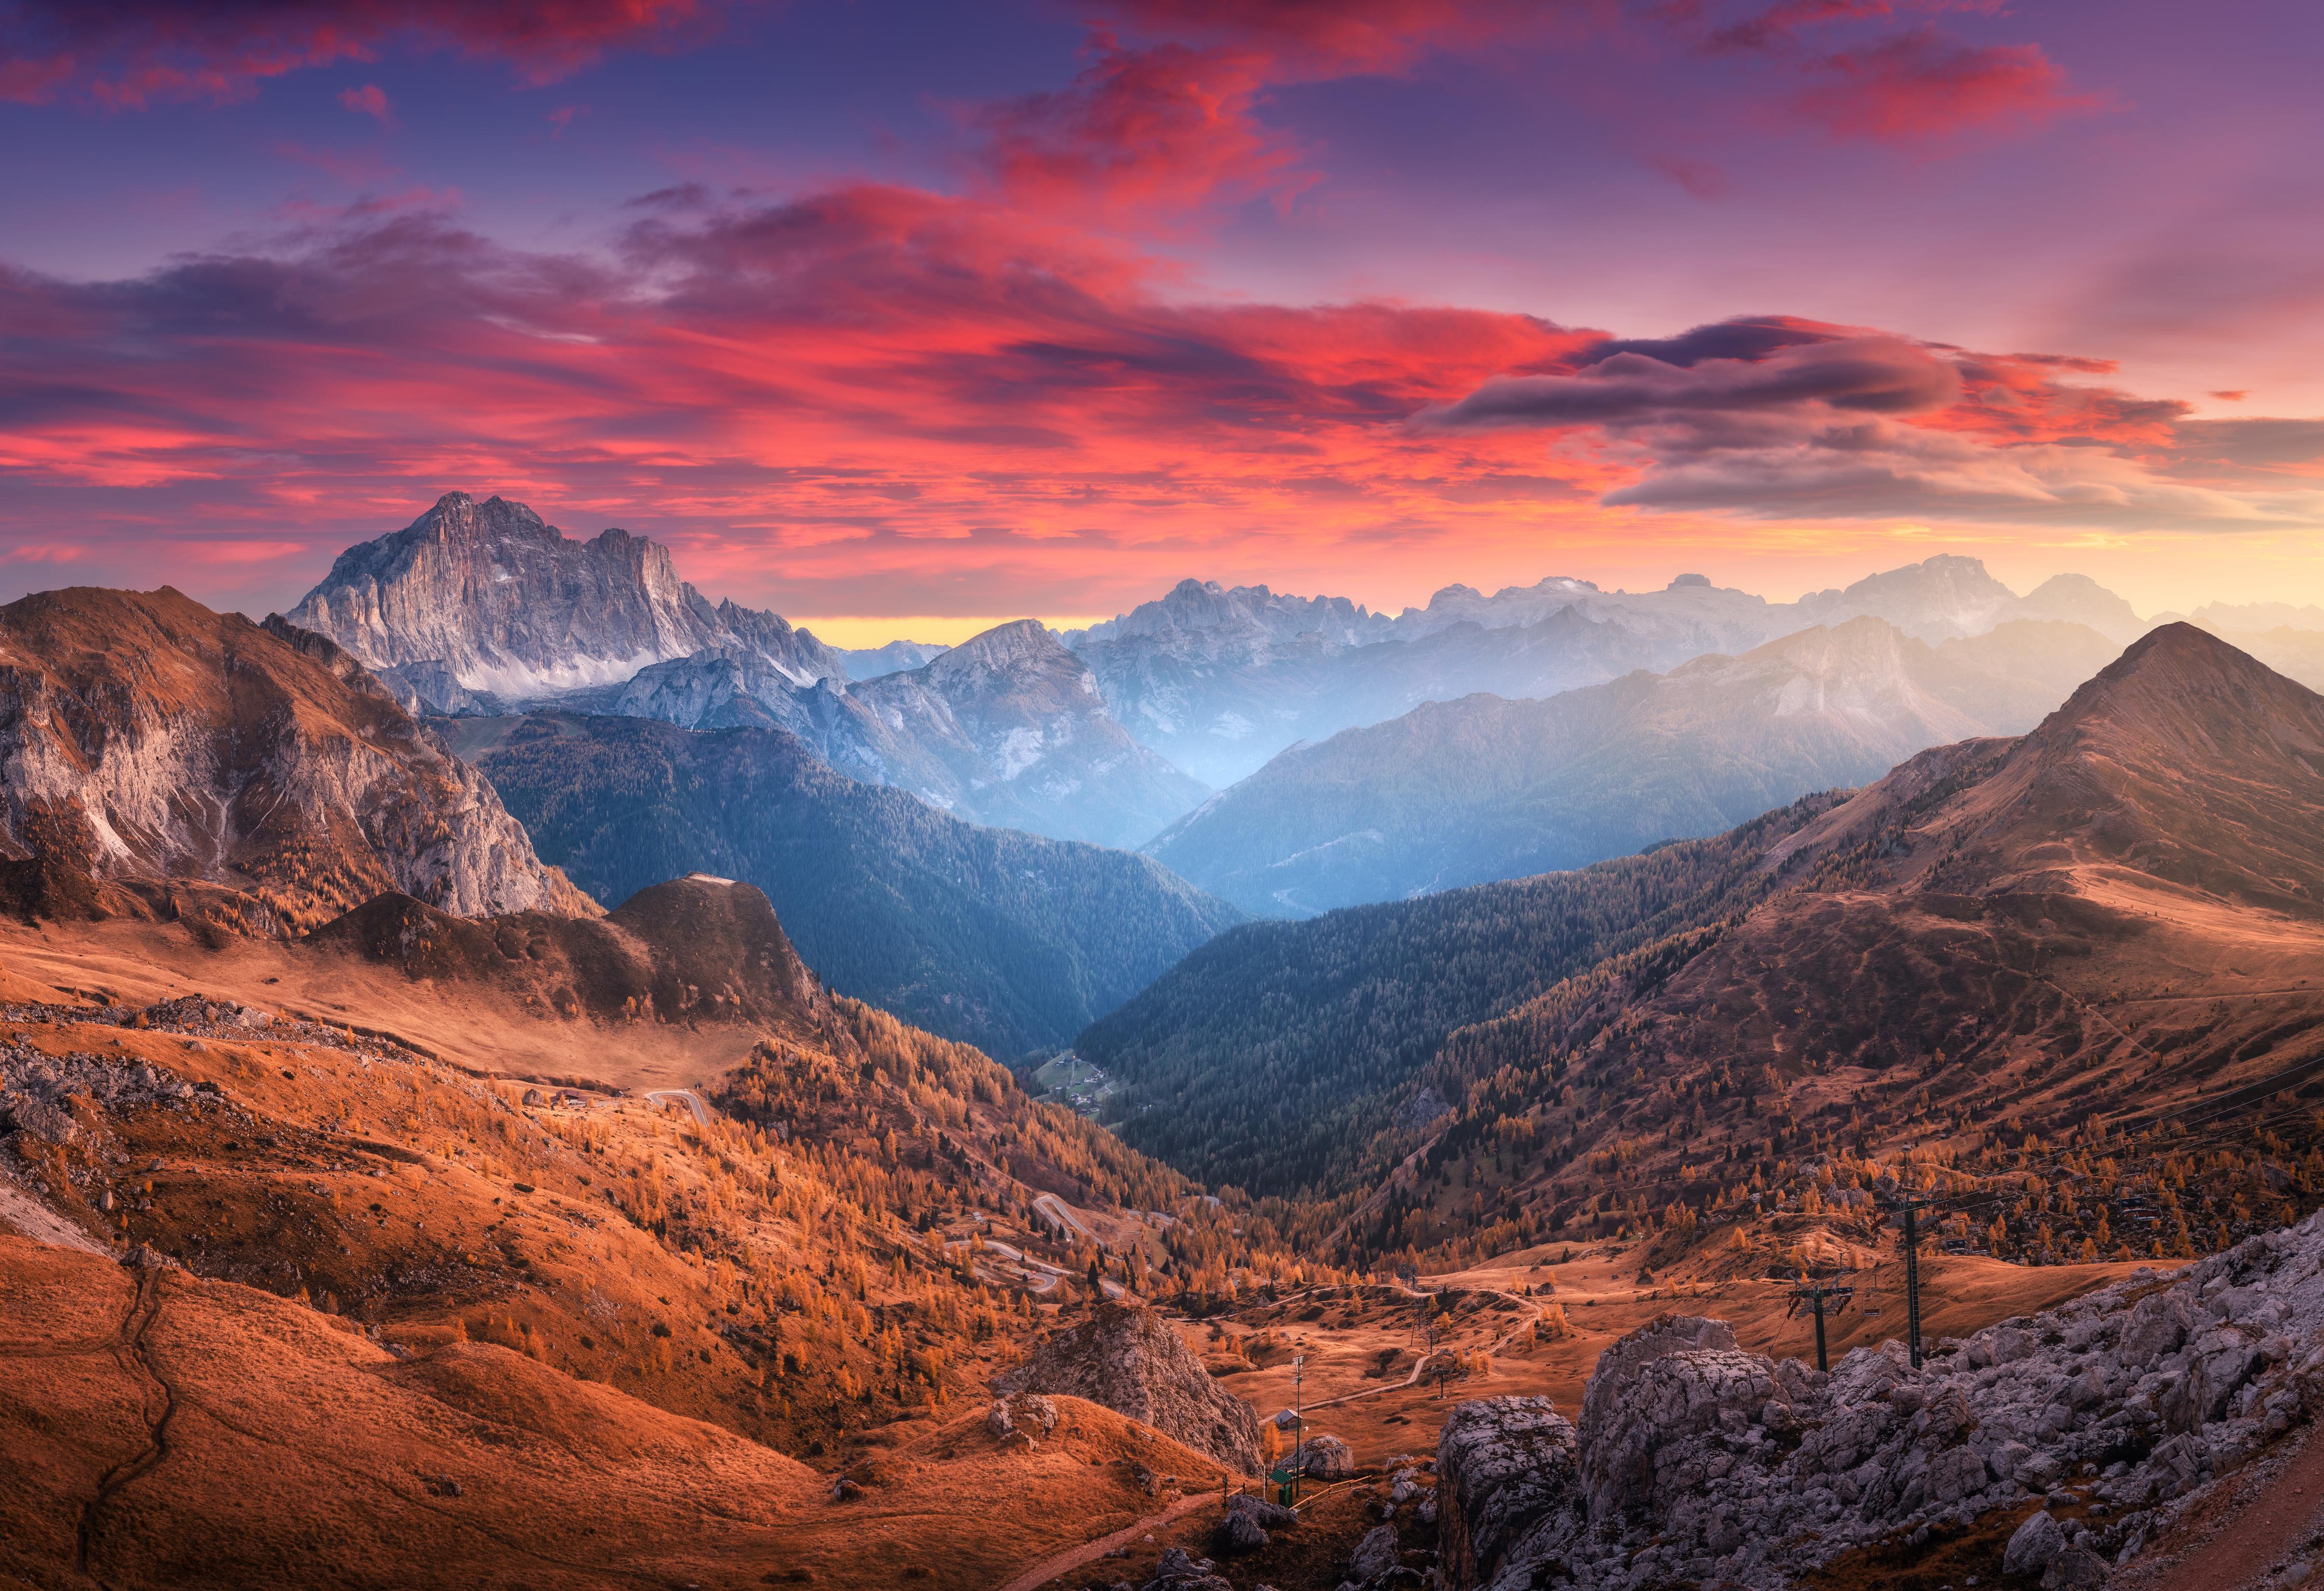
(4, 0), (2323, 641)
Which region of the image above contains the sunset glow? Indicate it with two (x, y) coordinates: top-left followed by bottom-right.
(5, 0), (2323, 624)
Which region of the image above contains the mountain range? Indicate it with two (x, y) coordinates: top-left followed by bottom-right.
(1144, 615), (2122, 915)
(11, 555), (2324, 1591)
(444, 711), (1243, 1057)
(1065, 557), (2154, 787)
(292, 495), (1203, 848)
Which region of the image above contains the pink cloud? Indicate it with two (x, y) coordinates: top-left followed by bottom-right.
(0, 1), (738, 107)
(338, 83), (392, 123)
(1790, 28), (2102, 143)
(972, 36), (1313, 223)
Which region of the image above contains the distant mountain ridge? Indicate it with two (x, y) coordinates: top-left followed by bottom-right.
(1144, 615), (2122, 914)
(1066, 555), (2152, 786)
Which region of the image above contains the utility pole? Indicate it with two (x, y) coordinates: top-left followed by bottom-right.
(1786, 1280), (1854, 1372)
(1887, 1193), (1934, 1369)
(1292, 1353), (1304, 1506)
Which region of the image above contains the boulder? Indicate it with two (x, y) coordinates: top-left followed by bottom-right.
(1293, 1434), (1355, 1480)
(2004, 1510), (2066, 1577)
(2044, 1544), (2109, 1590)
(1435, 1396), (1580, 1590)
(1349, 1524), (1399, 1580)
(1212, 1509), (1270, 1555)
(1226, 1493), (1299, 1530)
(1575, 1314), (1789, 1523)
(1141, 1546), (1230, 1591)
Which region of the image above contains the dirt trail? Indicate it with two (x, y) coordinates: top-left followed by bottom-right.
(2112, 1422), (2324, 1591)
(995, 1491), (1217, 1591)
(1296, 1283), (1541, 1412)
(77, 1267), (178, 1576)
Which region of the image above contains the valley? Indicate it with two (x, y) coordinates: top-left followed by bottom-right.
(6, 524), (2324, 1591)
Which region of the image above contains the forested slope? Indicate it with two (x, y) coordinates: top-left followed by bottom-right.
(451, 713), (1245, 1058)
(1075, 793), (1844, 1198)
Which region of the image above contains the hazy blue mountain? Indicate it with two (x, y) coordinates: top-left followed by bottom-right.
(445, 712), (1244, 1057)
(1144, 617), (2121, 915)
(839, 639), (950, 679)
(1067, 558), (2145, 787)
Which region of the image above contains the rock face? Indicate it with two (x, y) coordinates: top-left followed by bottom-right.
(994, 1302), (1264, 1474)
(287, 492), (845, 707)
(1435, 1397), (1581, 1591)
(0, 587), (581, 933)
(1438, 1215), (2324, 1590)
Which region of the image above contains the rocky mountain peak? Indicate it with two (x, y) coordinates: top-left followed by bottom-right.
(286, 491), (845, 709)
(2031, 622), (2324, 757)
(928, 617), (1063, 676)
(410, 491), (558, 547)
(1797, 554), (2019, 640)
(2018, 572), (2148, 642)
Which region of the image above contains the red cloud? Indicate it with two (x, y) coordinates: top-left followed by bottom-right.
(0, 194), (1616, 611)
(1101, 0), (1560, 75)
(1791, 27), (2098, 143)
(338, 84), (393, 122)
(968, 3), (1573, 227)
(972, 37), (1310, 221)
(0, 1), (733, 106)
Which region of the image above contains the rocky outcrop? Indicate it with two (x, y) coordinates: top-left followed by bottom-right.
(1437, 1214), (2324, 1590)
(1436, 1396), (1580, 1589)
(306, 877), (828, 1038)
(287, 492), (845, 706)
(994, 1301), (1264, 1474)
(0, 587), (582, 933)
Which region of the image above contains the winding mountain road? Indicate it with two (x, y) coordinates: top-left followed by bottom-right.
(642, 1089), (710, 1128)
